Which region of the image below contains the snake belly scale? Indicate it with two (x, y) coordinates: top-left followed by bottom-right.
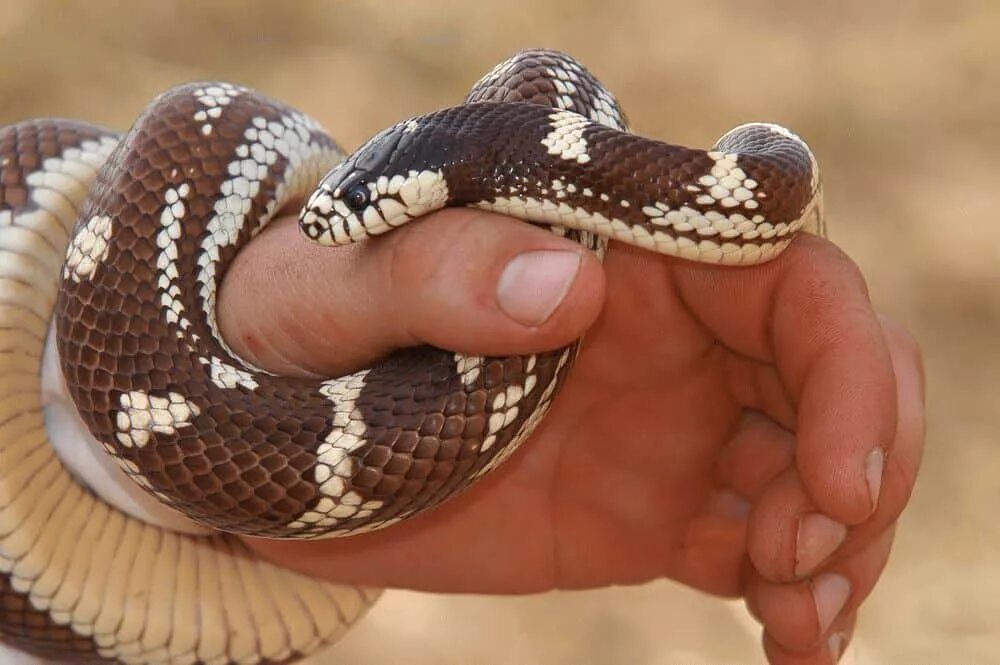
(0, 49), (821, 662)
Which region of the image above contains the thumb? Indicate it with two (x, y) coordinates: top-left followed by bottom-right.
(218, 208), (606, 378)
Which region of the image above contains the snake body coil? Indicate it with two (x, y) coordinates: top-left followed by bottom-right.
(0, 50), (821, 662)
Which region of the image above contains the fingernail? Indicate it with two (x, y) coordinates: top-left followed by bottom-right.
(707, 489), (751, 520)
(496, 250), (581, 326)
(812, 573), (851, 635)
(795, 514), (847, 576)
(866, 448), (884, 511)
(827, 631), (847, 662)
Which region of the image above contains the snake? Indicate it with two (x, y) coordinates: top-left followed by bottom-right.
(0, 49), (822, 662)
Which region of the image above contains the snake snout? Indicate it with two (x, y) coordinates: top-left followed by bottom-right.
(298, 187), (345, 246)
(300, 162), (453, 247)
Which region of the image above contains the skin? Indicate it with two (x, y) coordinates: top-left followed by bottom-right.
(218, 208), (925, 664)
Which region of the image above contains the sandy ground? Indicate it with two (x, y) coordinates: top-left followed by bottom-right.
(1, 1), (997, 662)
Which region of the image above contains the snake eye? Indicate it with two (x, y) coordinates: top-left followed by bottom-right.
(344, 184), (370, 212)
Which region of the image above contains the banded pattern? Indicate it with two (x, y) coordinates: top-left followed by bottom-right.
(56, 53), (649, 541)
(0, 121), (376, 662)
(302, 102), (819, 266)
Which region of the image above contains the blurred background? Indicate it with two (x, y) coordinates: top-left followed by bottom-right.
(1, 1), (997, 662)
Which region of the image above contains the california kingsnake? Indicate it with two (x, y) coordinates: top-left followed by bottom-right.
(0, 49), (821, 662)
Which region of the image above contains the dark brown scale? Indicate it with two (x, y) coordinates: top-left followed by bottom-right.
(0, 119), (115, 217)
(465, 47), (629, 129)
(715, 124), (816, 223)
(51, 66), (596, 538)
(47, 87), (344, 535)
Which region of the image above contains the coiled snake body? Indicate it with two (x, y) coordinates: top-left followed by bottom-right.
(0, 50), (821, 662)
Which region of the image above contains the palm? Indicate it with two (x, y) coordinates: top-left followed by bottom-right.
(483, 243), (747, 594)
(250, 240), (832, 596)
(238, 213), (923, 661)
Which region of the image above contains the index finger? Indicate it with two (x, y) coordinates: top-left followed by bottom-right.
(671, 234), (897, 525)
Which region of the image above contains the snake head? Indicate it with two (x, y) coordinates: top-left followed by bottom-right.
(299, 120), (451, 246)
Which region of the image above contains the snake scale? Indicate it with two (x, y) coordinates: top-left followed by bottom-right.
(0, 49), (821, 662)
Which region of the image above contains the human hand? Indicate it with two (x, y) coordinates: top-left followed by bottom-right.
(221, 209), (924, 664)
